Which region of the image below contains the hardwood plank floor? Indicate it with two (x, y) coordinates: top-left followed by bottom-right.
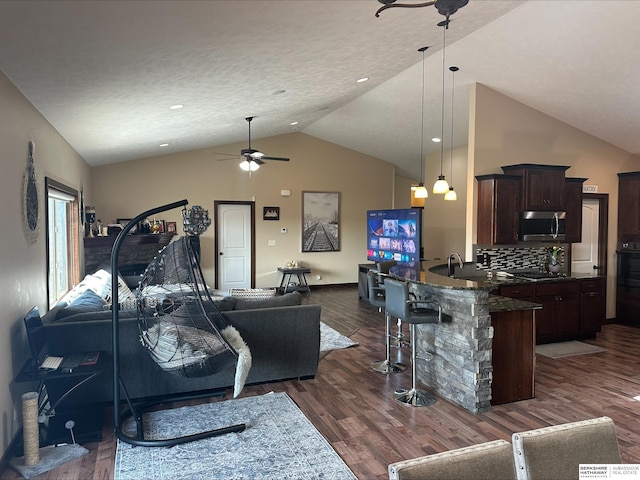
(2, 285), (639, 479)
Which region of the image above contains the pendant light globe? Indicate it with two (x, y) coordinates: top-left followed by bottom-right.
(414, 183), (428, 199)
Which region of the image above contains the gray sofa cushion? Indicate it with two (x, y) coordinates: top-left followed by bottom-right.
(233, 292), (302, 310)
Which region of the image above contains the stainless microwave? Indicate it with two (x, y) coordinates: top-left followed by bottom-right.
(519, 211), (566, 241)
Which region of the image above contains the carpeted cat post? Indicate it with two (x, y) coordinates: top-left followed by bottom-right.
(10, 392), (89, 479)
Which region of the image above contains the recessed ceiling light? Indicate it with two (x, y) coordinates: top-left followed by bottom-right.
(357, 77), (369, 83)
(290, 121), (299, 126)
(432, 137), (442, 143)
(169, 104), (184, 110)
(159, 143), (169, 147)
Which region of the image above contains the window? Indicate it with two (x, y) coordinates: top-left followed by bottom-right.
(46, 178), (80, 308)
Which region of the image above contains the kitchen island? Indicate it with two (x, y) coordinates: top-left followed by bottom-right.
(389, 261), (542, 413)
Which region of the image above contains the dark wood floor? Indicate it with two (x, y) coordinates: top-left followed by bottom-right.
(3, 285), (640, 479)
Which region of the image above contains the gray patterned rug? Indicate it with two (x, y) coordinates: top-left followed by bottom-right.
(320, 321), (358, 353)
(114, 392), (357, 480)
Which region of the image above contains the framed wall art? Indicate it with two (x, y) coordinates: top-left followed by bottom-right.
(263, 206), (280, 221)
(302, 191), (340, 252)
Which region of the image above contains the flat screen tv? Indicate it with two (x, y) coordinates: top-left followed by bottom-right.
(366, 208), (421, 264)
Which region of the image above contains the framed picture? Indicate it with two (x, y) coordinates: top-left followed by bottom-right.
(166, 221), (177, 234)
(302, 191), (340, 252)
(263, 206), (280, 221)
(117, 218), (137, 234)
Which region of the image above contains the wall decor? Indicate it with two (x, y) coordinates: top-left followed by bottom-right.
(166, 221), (177, 234)
(263, 206), (280, 221)
(117, 218), (137, 234)
(302, 191), (340, 252)
(22, 141), (40, 243)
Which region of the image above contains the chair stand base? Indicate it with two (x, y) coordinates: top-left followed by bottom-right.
(395, 388), (437, 407)
(371, 359), (407, 374)
(390, 336), (411, 348)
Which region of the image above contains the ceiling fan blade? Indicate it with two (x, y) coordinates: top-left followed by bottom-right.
(261, 156), (290, 162)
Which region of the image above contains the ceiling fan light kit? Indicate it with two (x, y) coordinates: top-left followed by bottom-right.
(216, 116), (290, 175)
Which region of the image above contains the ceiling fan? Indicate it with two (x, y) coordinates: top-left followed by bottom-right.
(218, 116), (290, 173)
(375, 0), (469, 25)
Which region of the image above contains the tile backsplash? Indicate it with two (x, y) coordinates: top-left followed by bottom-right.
(474, 243), (567, 272)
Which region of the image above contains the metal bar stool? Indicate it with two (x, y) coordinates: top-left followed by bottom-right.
(377, 261), (410, 348)
(367, 270), (406, 374)
(385, 278), (441, 406)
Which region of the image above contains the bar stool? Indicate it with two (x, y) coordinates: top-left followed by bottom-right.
(376, 260), (410, 348)
(385, 278), (441, 406)
(368, 271), (406, 374)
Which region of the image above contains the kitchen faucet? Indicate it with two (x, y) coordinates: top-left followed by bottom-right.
(447, 252), (463, 277)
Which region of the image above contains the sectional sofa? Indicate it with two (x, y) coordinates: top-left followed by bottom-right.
(40, 267), (321, 406)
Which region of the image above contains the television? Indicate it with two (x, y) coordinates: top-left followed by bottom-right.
(366, 208), (421, 264)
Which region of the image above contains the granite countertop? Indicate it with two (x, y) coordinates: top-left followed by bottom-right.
(489, 295), (542, 312)
(389, 260), (603, 292)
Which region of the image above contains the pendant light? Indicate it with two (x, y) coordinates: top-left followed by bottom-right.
(444, 66), (459, 201)
(414, 46), (429, 199)
(433, 20), (450, 194)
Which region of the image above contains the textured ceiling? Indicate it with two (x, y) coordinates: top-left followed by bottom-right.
(1, 1), (639, 179)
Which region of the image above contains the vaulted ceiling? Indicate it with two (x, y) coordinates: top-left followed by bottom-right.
(1, 1), (639, 179)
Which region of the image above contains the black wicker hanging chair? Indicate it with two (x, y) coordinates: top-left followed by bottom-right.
(111, 200), (250, 447)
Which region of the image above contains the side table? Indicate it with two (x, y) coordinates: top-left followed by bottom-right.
(277, 267), (311, 295)
(14, 354), (106, 447)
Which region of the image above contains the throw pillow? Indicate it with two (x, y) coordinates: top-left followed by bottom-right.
(233, 292), (302, 310)
(55, 289), (107, 320)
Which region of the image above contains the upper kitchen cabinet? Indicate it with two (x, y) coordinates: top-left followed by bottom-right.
(501, 164), (570, 211)
(476, 174), (522, 245)
(564, 177), (588, 243)
(618, 172), (640, 243)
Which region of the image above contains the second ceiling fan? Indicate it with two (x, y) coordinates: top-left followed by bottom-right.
(222, 116), (290, 173)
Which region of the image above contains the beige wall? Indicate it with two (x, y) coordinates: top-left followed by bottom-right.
(468, 83), (640, 318)
(92, 133), (395, 289)
(0, 72), (91, 455)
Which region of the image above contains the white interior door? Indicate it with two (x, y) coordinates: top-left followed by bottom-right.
(217, 203), (252, 292)
(571, 198), (600, 275)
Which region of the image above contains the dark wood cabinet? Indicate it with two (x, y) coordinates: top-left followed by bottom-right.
(531, 281), (580, 344)
(499, 279), (603, 344)
(476, 174), (521, 245)
(564, 177), (587, 243)
(580, 278), (605, 337)
(490, 308), (535, 405)
(84, 233), (175, 274)
(617, 172), (640, 243)
(499, 284), (535, 302)
(501, 164), (570, 211)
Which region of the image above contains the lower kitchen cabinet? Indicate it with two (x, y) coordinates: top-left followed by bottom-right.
(500, 278), (603, 344)
(580, 278), (606, 336)
(490, 308), (535, 405)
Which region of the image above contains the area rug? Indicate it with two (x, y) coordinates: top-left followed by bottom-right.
(320, 321), (358, 353)
(536, 340), (606, 359)
(114, 392), (357, 480)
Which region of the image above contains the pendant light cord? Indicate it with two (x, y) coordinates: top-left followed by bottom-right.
(449, 66), (456, 185)
(439, 24), (446, 177)
(420, 46), (427, 185)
